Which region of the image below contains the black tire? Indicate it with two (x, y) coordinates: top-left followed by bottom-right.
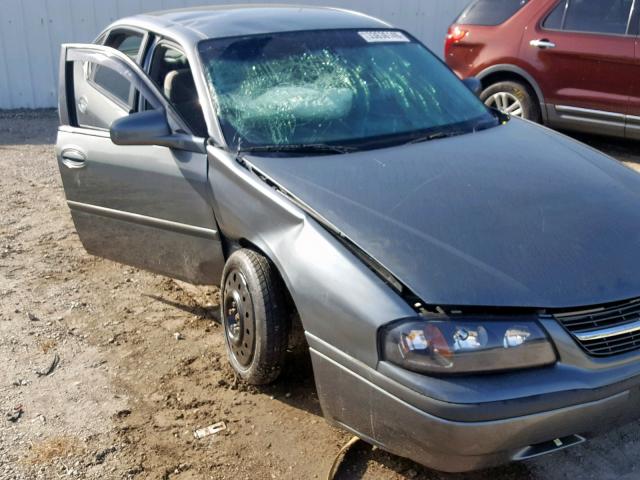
(480, 80), (541, 123)
(220, 249), (289, 385)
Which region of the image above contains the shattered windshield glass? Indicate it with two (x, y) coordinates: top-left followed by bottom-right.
(199, 29), (497, 152)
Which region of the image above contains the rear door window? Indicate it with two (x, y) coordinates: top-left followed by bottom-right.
(542, 2), (566, 29)
(564, 0), (633, 35)
(543, 0), (634, 35)
(456, 0), (529, 26)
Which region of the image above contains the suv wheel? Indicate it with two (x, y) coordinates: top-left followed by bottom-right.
(221, 249), (289, 385)
(480, 81), (541, 123)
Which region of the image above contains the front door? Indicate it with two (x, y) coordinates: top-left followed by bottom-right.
(521, 0), (635, 136)
(55, 44), (224, 284)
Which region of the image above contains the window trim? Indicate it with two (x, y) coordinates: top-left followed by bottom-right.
(94, 31), (108, 46)
(541, 0), (637, 37)
(627, 0), (639, 34)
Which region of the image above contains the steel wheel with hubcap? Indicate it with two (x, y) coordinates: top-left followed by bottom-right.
(223, 269), (255, 368)
(221, 248), (290, 385)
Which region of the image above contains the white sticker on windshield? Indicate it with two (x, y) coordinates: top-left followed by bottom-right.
(358, 31), (410, 43)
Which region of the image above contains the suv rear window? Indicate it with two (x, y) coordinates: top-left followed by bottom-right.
(456, 0), (529, 26)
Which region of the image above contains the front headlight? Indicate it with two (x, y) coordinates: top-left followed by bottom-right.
(381, 315), (556, 375)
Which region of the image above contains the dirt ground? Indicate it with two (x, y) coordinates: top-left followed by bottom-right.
(2, 110), (640, 480)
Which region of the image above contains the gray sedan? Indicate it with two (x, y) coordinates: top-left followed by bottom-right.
(55, 5), (640, 473)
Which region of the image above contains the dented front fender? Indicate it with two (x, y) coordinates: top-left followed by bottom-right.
(207, 145), (414, 367)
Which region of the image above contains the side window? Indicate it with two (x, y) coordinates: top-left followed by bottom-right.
(147, 43), (208, 137)
(104, 30), (144, 61)
(543, 1), (566, 29)
(87, 30), (146, 117)
(456, 0), (529, 26)
(549, 0), (634, 35)
(72, 59), (145, 130)
(92, 62), (131, 106)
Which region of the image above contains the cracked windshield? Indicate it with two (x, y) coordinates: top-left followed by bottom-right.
(199, 29), (497, 152)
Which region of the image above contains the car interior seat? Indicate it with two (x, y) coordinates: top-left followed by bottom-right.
(163, 69), (208, 137)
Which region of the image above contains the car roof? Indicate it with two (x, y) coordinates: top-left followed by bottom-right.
(110, 4), (390, 43)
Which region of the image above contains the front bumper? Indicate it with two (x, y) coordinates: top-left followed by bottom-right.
(309, 340), (640, 473)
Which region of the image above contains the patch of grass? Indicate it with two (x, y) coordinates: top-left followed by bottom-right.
(38, 339), (57, 354)
(25, 436), (84, 464)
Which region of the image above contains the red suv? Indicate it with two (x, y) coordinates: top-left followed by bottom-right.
(445, 0), (640, 140)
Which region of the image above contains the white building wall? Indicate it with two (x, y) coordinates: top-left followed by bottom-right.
(0, 0), (469, 109)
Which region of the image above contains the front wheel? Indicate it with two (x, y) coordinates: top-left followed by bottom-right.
(221, 249), (289, 385)
(480, 80), (541, 123)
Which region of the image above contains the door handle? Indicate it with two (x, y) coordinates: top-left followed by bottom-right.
(530, 39), (556, 49)
(61, 148), (87, 169)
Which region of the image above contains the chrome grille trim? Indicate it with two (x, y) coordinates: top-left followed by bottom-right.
(546, 297), (640, 357)
(574, 319), (640, 342)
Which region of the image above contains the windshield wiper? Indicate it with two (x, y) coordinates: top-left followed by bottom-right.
(406, 118), (501, 146)
(406, 130), (465, 145)
(239, 143), (356, 155)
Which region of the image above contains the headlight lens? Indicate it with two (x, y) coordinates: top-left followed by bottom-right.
(381, 316), (556, 375)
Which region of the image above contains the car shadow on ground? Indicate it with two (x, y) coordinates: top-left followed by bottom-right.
(144, 293), (222, 323)
(146, 291), (536, 479)
(147, 291), (325, 415)
(225, 330), (536, 479)
(331, 440), (534, 480)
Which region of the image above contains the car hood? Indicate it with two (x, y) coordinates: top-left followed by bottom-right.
(245, 119), (640, 308)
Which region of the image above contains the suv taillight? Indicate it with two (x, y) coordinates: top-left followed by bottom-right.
(445, 25), (469, 48)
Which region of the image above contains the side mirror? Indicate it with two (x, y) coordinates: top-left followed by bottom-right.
(110, 109), (205, 153)
(462, 77), (482, 97)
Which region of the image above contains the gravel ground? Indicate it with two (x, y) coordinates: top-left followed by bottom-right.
(1, 110), (640, 480)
